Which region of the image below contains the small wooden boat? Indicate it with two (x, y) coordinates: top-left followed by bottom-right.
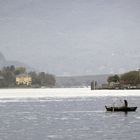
(105, 105), (137, 112)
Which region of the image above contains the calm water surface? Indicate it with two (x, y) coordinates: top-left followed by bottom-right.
(0, 96), (139, 140)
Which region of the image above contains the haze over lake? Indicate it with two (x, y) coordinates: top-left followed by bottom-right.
(0, 0), (140, 75)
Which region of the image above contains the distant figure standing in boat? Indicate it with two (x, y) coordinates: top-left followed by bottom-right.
(124, 100), (128, 108)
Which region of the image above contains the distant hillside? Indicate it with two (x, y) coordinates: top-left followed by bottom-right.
(56, 75), (109, 88)
(0, 52), (32, 70)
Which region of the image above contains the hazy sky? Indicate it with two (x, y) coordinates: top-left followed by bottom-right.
(0, 0), (140, 75)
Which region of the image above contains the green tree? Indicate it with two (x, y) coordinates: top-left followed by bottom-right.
(28, 71), (56, 87)
(120, 71), (139, 86)
(28, 71), (38, 85)
(45, 74), (56, 87)
(107, 74), (120, 83)
(14, 67), (26, 75)
(38, 72), (46, 86)
(9, 65), (15, 72)
(1, 66), (16, 87)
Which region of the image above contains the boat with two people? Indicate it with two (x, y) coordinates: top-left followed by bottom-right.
(105, 99), (137, 112)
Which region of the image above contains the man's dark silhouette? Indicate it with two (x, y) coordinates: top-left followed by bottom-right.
(124, 100), (128, 108)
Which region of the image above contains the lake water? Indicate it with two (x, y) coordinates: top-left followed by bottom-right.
(0, 89), (140, 140)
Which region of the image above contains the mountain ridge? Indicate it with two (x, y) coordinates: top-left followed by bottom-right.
(56, 74), (109, 88)
(0, 52), (31, 70)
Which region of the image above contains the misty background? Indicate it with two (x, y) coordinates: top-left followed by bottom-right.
(0, 0), (140, 76)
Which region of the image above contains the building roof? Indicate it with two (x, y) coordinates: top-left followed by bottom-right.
(16, 74), (31, 77)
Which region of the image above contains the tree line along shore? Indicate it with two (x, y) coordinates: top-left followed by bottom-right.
(0, 65), (140, 89)
(0, 65), (55, 88)
(91, 70), (140, 90)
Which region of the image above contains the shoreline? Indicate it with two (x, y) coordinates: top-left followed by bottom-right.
(0, 88), (140, 99)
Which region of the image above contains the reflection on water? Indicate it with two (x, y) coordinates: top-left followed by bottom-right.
(0, 96), (139, 140)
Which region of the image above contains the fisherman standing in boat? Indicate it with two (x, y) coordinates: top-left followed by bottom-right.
(124, 100), (128, 108)
(105, 99), (137, 112)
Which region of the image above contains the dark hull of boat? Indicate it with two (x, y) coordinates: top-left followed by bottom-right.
(105, 106), (137, 112)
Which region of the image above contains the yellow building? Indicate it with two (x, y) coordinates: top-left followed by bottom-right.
(16, 74), (32, 86)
